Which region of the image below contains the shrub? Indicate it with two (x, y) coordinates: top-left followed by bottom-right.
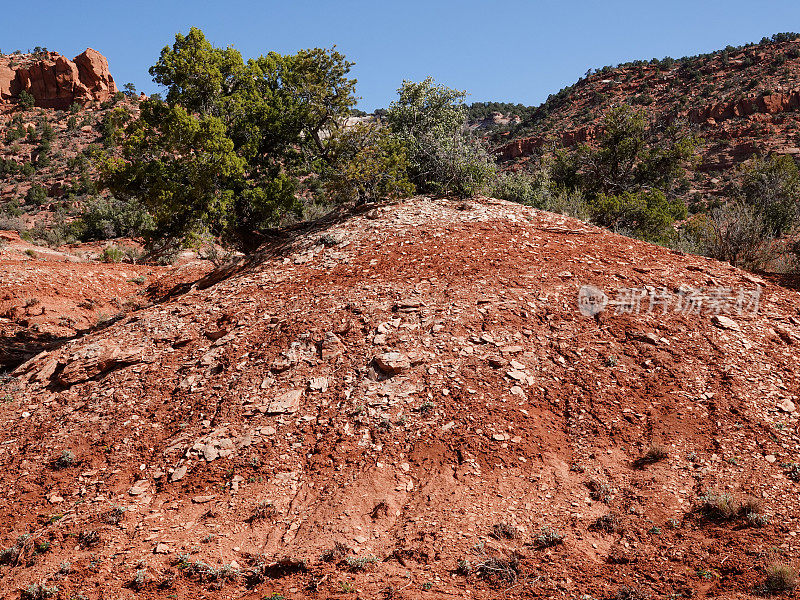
(18, 90), (35, 109)
(100, 28), (358, 254)
(25, 185), (48, 206)
(0, 535), (29, 565)
(492, 168), (551, 208)
(586, 478), (612, 502)
(475, 554), (520, 584)
(591, 513), (623, 533)
(247, 500), (274, 522)
(342, 555), (378, 571)
(73, 196), (154, 241)
(39, 119), (54, 141)
(765, 563), (797, 592)
(21, 584), (58, 600)
(325, 122), (414, 205)
(386, 77), (495, 197)
(707, 202), (772, 268)
(741, 154), (800, 238)
(321, 541), (349, 563)
(79, 530), (100, 548)
(586, 189), (686, 244)
(698, 492), (739, 520)
(633, 443), (669, 467)
(101, 245), (124, 263)
(52, 450), (75, 470)
(535, 526), (564, 547)
(101, 506), (126, 525)
(490, 522), (520, 540)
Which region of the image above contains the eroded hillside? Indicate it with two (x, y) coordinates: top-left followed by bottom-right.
(494, 37), (800, 204)
(1, 197), (800, 599)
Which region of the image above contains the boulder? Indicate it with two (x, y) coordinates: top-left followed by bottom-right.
(57, 341), (144, 385)
(0, 64), (17, 100)
(374, 352), (411, 375)
(73, 48), (116, 101)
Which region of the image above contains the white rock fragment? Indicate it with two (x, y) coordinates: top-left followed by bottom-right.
(267, 389), (303, 414)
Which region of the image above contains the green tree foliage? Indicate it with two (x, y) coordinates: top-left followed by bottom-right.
(122, 83), (138, 98)
(99, 100), (246, 250)
(706, 155), (800, 269)
(72, 196), (156, 241)
(740, 154), (800, 238)
(386, 78), (495, 197)
(530, 105), (697, 245)
(586, 189), (687, 244)
(25, 184), (47, 206)
(491, 163), (585, 219)
(492, 168), (552, 208)
(101, 106), (132, 148)
(100, 27), (358, 252)
(577, 105), (697, 198)
(325, 122), (414, 204)
(18, 90), (34, 109)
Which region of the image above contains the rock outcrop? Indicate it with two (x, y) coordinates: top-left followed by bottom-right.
(495, 125), (596, 160)
(0, 48), (116, 108)
(688, 91), (800, 124)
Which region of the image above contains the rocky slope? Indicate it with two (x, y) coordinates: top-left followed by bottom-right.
(0, 87), (137, 235)
(1, 196), (800, 598)
(493, 36), (800, 203)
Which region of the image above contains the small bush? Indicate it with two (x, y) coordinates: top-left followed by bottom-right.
(587, 189), (686, 245)
(342, 555), (378, 571)
(21, 584), (58, 600)
(592, 513), (623, 534)
(78, 530), (100, 548)
(765, 563), (797, 592)
(634, 443), (669, 467)
(698, 492), (739, 520)
(52, 450), (75, 470)
(101, 246), (124, 263)
(318, 233), (341, 247)
(535, 526), (564, 548)
(18, 91), (35, 109)
(74, 196), (154, 241)
(475, 554), (520, 584)
(325, 122), (414, 205)
(784, 463), (800, 482)
(386, 77), (495, 198)
(492, 168), (551, 208)
(490, 522), (520, 540)
(322, 541), (349, 563)
(101, 506), (125, 525)
(587, 478), (612, 502)
(25, 185), (48, 207)
(0, 535), (28, 565)
(246, 500), (274, 523)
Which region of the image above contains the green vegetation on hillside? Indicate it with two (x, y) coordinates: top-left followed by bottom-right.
(97, 29), (493, 255)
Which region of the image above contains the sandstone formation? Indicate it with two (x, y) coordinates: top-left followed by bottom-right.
(0, 48), (116, 108)
(687, 91), (800, 124)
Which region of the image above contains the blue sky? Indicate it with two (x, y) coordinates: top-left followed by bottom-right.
(4, 0), (800, 111)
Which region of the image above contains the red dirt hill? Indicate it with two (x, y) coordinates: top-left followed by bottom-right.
(1, 197), (800, 599)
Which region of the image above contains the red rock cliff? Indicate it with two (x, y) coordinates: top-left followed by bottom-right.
(0, 48), (116, 109)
